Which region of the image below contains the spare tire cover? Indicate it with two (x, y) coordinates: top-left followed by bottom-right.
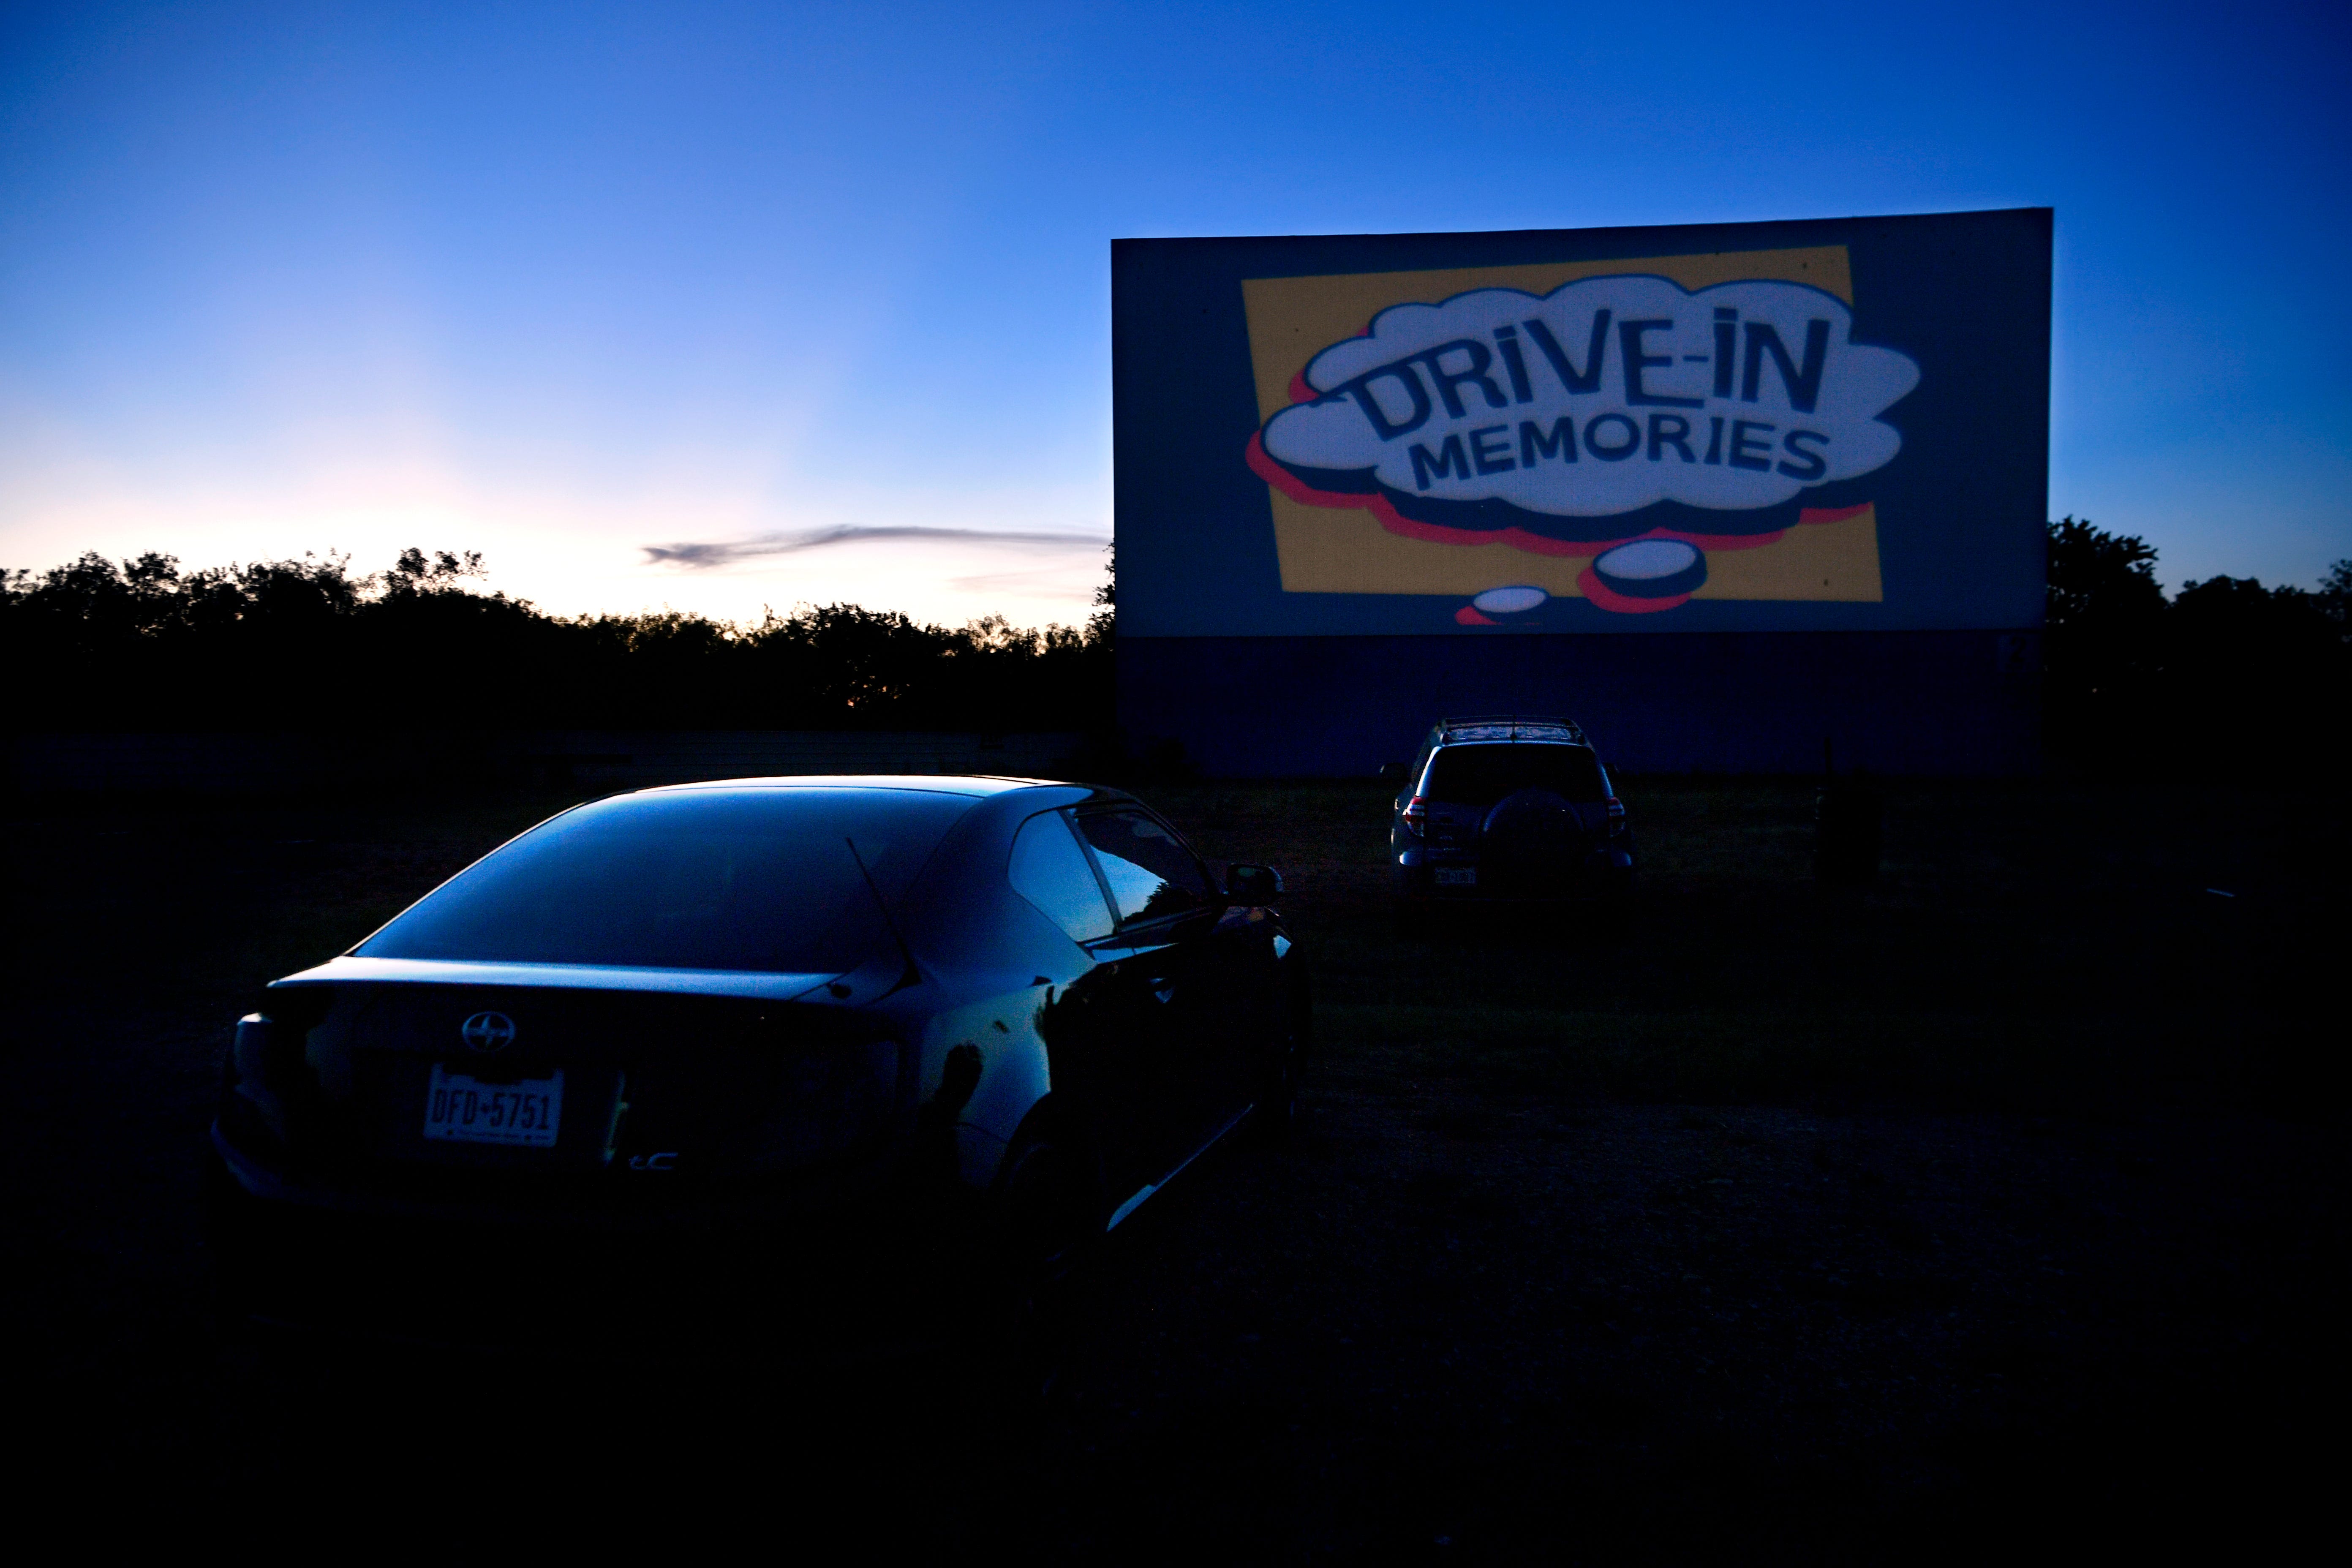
(1478, 787), (1587, 887)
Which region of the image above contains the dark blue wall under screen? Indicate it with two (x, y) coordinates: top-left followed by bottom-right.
(1121, 631), (2040, 777)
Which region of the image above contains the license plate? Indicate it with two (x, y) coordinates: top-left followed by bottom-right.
(424, 1064), (564, 1148)
(1435, 867), (1478, 886)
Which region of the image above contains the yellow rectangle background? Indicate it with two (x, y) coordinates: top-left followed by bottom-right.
(1239, 247), (1884, 603)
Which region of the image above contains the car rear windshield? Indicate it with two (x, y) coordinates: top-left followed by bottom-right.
(1423, 743), (1608, 805)
(357, 787), (974, 973)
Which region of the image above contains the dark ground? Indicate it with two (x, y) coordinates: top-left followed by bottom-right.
(3, 772), (2342, 1557)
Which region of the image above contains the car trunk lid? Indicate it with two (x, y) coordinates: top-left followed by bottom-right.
(258, 961), (905, 1196)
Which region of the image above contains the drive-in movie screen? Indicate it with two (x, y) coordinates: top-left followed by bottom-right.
(1117, 210), (2046, 637)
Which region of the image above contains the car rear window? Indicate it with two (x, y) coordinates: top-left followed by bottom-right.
(1422, 743), (1608, 805)
(357, 787), (974, 973)
(1008, 810), (1115, 944)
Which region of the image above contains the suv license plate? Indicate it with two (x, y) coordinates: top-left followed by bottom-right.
(1435, 867), (1477, 886)
(424, 1064), (564, 1148)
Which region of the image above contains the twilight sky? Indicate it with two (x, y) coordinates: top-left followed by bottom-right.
(3, 0), (2345, 626)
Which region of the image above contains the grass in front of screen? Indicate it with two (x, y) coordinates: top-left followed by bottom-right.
(1150, 771), (2340, 1115)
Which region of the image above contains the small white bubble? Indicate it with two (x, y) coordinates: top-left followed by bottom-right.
(1594, 540), (1701, 580)
(1470, 585), (1548, 615)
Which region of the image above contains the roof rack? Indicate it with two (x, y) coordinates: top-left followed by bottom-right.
(1436, 714), (1588, 743)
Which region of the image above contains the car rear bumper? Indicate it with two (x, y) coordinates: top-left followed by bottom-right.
(210, 1118), (912, 1229)
(207, 1124), (963, 1354)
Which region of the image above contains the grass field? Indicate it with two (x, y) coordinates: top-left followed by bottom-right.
(3, 771), (2342, 1556)
(1167, 772), (2345, 1109)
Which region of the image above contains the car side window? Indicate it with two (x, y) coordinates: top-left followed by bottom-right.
(1075, 809), (1210, 928)
(1008, 810), (1115, 944)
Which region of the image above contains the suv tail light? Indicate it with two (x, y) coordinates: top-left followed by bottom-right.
(1606, 797), (1628, 832)
(1402, 795), (1429, 831)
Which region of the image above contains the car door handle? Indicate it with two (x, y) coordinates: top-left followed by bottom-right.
(1152, 982), (1176, 1005)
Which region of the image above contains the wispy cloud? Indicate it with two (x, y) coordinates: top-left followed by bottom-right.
(643, 523), (1107, 569)
(946, 566), (1097, 596)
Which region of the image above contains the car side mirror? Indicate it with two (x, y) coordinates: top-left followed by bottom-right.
(1377, 762), (1407, 785)
(1224, 863), (1284, 904)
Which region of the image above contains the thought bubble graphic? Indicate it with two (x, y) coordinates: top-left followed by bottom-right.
(1471, 585), (1547, 615)
(1247, 274), (1920, 552)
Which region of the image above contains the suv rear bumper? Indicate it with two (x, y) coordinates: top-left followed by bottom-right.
(1392, 845), (1633, 902)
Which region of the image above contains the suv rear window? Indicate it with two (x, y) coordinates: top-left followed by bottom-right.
(1423, 743), (1607, 805)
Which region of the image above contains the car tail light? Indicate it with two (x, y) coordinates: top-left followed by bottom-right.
(226, 1013), (293, 1143)
(1606, 798), (1628, 831)
(232, 1013), (280, 1086)
(1402, 795), (1429, 831)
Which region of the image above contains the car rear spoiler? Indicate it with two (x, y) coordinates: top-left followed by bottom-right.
(1435, 715), (1589, 743)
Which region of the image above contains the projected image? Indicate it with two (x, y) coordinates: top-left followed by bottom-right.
(1240, 247), (1920, 619)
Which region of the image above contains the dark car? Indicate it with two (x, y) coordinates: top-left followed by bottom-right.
(1388, 715), (1634, 924)
(207, 776), (1306, 1358)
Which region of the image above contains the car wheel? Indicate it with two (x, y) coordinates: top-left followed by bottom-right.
(1248, 968), (1311, 1142)
(968, 1132), (1096, 1401)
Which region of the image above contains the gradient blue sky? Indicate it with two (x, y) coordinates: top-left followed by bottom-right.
(4, 0), (2345, 625)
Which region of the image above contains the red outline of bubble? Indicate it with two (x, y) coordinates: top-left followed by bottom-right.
(1576, 567), (1691, 614)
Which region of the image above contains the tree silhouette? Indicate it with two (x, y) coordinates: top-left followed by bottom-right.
(1, 545), (1114, 736)
(2042, 520), (2348, 766)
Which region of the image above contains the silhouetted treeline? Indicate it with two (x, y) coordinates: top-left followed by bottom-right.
(2045, 518), (2350, 764)
(2, 547), (1113, 732)
(17, 531), (2347, 768)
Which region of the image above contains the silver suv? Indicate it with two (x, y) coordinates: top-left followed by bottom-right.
(1388, 715), (1634, 922)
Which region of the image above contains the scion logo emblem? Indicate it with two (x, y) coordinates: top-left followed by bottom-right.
(460, 1011), (517, 1054)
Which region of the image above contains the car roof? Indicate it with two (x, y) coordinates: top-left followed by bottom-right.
(630, 774), (1101, 800)
(1431, 715), (1589, 746)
